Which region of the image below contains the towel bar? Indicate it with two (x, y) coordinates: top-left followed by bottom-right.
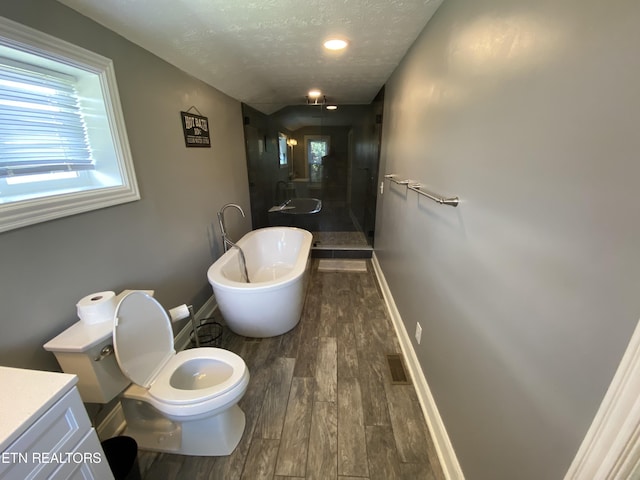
(384, 174), (459, 207)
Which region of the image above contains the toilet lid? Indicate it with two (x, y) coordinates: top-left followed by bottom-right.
(113, 291), (175, 388)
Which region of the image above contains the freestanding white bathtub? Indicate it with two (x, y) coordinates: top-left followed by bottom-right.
(207, 227), (313, 337)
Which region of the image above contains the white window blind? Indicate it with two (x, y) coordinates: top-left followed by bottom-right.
(0, 59), (94, 178)
(0, 15), (140, 232)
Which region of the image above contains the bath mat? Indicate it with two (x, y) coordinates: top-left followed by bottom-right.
(317, 259), (367, 273)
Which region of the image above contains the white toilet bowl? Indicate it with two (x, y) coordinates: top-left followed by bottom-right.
(112, 291), (249, 456)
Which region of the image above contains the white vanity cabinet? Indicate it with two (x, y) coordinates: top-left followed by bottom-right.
(0, 367), (114, 480)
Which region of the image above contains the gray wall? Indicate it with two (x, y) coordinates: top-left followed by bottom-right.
(0, 1), (250, 371)
(375, 0), (640, 478)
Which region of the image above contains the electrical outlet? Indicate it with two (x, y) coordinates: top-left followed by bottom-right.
(415, 322), (422, 344)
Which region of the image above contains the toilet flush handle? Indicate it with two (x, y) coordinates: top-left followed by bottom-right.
(94, 344), (114, 361)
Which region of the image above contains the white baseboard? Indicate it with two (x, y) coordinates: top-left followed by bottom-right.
(96, 401), (126, 441)
(564, 318), (640, 479)
(96, 295), (219, 440)
(372, 252), (464, 479)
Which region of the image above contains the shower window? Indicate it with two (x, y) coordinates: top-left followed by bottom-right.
(278, 132), (288, 167)
(305, 135), (330, 183)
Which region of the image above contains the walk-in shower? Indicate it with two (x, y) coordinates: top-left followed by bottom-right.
(241, 90), (384, 255)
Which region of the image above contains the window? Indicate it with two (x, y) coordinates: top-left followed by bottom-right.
(305, 135), (330, 183)
(278, 132), (288, 167)
(0, 16), (139, 232)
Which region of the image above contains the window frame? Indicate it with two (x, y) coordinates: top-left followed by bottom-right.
(0, 16), (139, 233)
(277, 132), (288, 168)
(304, 135), (330, 183)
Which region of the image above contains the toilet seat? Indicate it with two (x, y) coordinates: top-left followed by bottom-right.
(113, 291), (248, 410)
(123, 366), (249, 419)
(149, 347), (247, 404)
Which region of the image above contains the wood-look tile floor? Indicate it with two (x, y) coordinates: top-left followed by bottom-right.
(138, 260), (444, 480)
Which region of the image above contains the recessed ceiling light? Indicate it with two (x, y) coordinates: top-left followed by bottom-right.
(323, 38), (348, 51)
(326, 105), (338, 110)
(308, 89), (322, 98)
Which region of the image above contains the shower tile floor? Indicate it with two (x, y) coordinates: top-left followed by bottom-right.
(312, 231), (369, 248)
(138, 259), (444, 480)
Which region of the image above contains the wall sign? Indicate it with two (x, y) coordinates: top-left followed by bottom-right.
(180, 111), (211, 147)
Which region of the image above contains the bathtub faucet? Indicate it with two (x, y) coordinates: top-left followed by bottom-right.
(218, 203), (245, 252)
(217, 203), (250, 283)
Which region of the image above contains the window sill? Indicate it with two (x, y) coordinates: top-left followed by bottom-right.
(0, 184), (140, 232)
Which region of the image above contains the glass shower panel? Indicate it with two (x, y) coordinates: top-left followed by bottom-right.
(242, 91), (383, 251)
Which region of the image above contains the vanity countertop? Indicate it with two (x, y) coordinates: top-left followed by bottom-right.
(0, 366), (77, 451)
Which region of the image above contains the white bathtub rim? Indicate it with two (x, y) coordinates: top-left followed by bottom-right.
(207, 226), (312, 292)
(211, 274), (299, 293)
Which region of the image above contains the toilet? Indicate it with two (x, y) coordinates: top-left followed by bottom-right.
(44, 290), (250, 456)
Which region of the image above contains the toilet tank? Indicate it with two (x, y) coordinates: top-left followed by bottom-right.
(43, 318), (130, 404)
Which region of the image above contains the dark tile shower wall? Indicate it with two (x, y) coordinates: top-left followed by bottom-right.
(242, 99), (383, 251)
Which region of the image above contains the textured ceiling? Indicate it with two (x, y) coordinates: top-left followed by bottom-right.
(57, 0), (443, 113)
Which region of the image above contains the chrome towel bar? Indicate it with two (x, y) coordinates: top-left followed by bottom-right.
(385, 175), (410, 186)
(384, 174), (459, 207)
